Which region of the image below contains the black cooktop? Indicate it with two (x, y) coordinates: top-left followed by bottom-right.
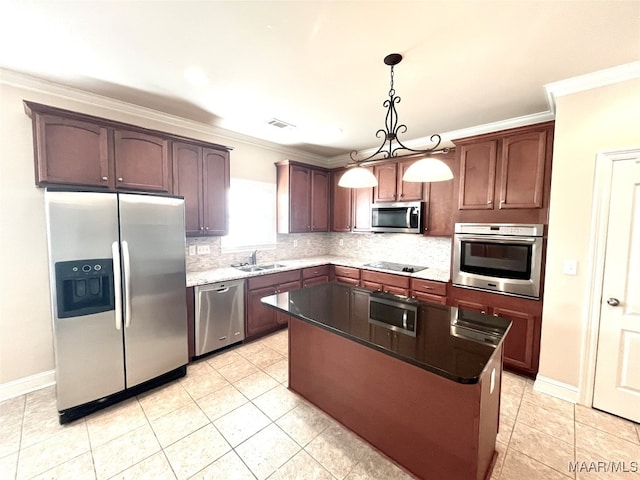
(363, 261), (428, 273)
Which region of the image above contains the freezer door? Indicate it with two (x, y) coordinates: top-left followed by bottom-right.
(118, 193), (188, 387)
(45, 190), (125, 411)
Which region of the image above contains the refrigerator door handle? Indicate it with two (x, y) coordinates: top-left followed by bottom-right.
(122, 240), (132, 328)
(111, 241), (123, 331)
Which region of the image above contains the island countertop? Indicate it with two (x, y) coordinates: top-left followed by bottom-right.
(262, 281), (511, 384)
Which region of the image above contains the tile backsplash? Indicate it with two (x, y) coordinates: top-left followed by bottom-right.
(186, 233), (451, 272)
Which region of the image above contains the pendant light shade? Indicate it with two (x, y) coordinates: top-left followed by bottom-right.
(402, 157), (454, 183)
(338, 166), (378, 188)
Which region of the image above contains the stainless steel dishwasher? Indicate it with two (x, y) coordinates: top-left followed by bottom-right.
(195, 279), (245, 356)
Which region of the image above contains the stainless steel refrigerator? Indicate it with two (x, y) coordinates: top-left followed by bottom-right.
(45, 189), (188, 423)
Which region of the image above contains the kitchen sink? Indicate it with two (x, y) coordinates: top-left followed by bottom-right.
(234, 263), (286, 272)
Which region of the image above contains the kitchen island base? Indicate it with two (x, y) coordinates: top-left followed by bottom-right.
(288, 316), (502, 480)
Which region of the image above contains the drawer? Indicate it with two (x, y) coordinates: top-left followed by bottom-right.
(336, 276), (360, 286)
(361, 270), (410, 289)
(412, 291), (447, 305)
(248, 269), (301, 290)
(302, 264), (330, 279)
(334, 265), (360, 280)
(410, 278), (447, 297)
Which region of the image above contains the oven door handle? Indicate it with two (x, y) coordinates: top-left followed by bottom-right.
(456, 235), (538, 244)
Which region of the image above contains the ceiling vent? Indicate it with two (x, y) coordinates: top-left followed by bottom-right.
(266, 118), (295, 129)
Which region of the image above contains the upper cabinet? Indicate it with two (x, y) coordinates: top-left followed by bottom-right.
(172, 141), (230, 236)
(25, 102), (172, 193)
(113, 130), (170, 192)
(422, 149), (458, 237)
(276, 160), (330, 233)
(330, 167), (373, 232)
(455, 121), (554, 224)
(373, 159), (423, 202)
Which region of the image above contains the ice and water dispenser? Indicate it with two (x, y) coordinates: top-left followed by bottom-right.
(55, 259), (115, 318)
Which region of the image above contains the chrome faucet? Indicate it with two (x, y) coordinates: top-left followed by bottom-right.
(249, 250), (257, 265)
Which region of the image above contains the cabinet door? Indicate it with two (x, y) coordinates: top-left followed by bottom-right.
(246, 285), (278, 337)
(458, 140), (497, 210)
(394, 331), (418, 358)
(385, 285), (410, 297)
(310, 169), (329, 231)
(331, 169), (353, 232)
(370, 325), (394, 350)
(373, 163), (398, 202)
(114, 130), (170, 192)
(493, 307), (536, 372)
(498, 131), (547, 209)
(34, 114), (111, 188)
(276, 280), (303, 325)
(303, 276), (329, 288)
(424, 150), (457, 236)
(202, 148), (229, 235)
(397, 160), (424, 201)
(289, 165), (311, 232)
(353, 183), (373, 231)
(172, 142), (203, 236)
(362, 280), (383, 291)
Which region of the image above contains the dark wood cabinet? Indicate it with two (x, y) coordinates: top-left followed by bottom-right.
(422, 150), (458, 237)
(455, 122), (554, 224)
(276, 161), (330, 233)
(333, 265), (361, 286)
(330, 168), (374, 232)
(114, 130), (170, 192)
(302, 265), (330, 287)
(30, 113), (111, 188)
(450, 286), (542, 377)
(410, 278), (448, 305)
(360, 270), (410, 297)
(172, 141), (230, 236)
(373, 160), (423, 203)
(246, 270), (302, 339)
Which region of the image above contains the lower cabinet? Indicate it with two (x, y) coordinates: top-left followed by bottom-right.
(360, 270), (410, 297)
(246, 270), (302, 338)
(302, 265), (330, 287)
(333, 265), (361, 286)
(450, 287), (541, 377)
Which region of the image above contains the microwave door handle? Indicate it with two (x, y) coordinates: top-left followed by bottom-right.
(406, 208), (411, 228)
(402, 310), (408, 330)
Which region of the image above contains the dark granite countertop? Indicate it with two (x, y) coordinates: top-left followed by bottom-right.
(261, 282), (511, 384)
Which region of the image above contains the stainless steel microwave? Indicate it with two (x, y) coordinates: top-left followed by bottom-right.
(371, 201), (423, 233)
(452, 223), (545, 299)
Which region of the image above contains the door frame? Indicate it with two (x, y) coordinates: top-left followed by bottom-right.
(578, 146), (640, 406)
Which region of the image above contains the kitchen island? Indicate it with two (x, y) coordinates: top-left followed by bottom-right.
(262, 282), (511, 480)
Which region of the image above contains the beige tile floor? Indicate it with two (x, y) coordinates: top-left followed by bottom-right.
(1, 328), (639, 480)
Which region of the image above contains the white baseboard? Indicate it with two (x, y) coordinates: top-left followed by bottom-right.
(0, 370), (55, 402)
(533, 375), (579, 404)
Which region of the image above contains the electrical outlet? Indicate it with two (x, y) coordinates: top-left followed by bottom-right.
(293, 240), (298, 247)
(563, 259), (577, 275)
(188, 245), (196, 256)
(196, 245), (210, 255)
(357, 239), (362, 248)
(339, 239), (344, 246)
(307, 239), (311, 246)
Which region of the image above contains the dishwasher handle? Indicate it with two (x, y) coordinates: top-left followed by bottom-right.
(216, 287), (230, 294)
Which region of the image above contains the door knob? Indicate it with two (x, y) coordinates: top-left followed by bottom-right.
(607, 298), (620, 306)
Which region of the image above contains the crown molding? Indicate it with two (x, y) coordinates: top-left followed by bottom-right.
(325, 110), (555, 167)
(0, 68), (329, 165)
(544, 61), (640, 114)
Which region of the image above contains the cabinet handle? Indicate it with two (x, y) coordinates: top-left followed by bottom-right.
(487, 200), (492, 204)
(400, 193), (404, 198)
(205, 226), (209, 230)
(481, 310), (486, 314)
(200, 227), (204, 231)
(422, 285), (434, 290)
(118, 177), (123, 182)
(102, 176), (108, 181)
(500, 200), (505, 204)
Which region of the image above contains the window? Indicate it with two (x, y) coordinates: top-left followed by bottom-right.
(221, 178), (277, 251)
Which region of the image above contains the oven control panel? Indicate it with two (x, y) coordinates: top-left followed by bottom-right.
(455, 223), (544, 237)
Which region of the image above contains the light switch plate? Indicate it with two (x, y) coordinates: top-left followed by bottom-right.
(188, 245), (196, 256)
(563, 259), (578, 275)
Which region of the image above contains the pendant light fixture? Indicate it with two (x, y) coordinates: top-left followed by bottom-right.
(339, 53), (453, 188)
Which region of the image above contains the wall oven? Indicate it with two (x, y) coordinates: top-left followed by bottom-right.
(371, 201), (423, 234)
(453, 223), (545, 299)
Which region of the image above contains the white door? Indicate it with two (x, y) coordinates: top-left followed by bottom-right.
(593, 155), (640, 422)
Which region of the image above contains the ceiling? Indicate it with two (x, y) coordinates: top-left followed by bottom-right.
(1, 1), (639, 159)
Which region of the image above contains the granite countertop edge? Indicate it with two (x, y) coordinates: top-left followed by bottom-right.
(186, 256), (451, 287)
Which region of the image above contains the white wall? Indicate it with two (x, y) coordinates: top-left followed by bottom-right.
(0, 77), (326, 388)
(538, 78), (640, 391)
